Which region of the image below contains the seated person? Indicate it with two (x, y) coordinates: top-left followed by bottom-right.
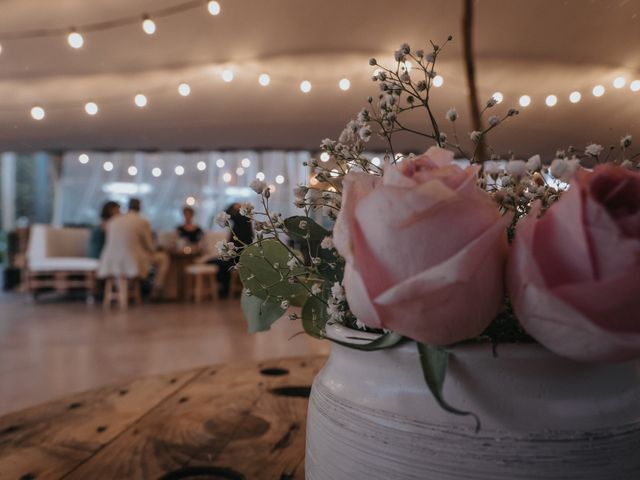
(176, 206), (204, 245)
(87, 201), (120, 259)
(209, 203), (254, 298)
(98, 198), (169, 299)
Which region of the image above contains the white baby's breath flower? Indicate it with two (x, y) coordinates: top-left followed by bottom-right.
(526, 154), (541, 172)
(311, 284), (322, 295)
(445, 107), (458, 122)
(506, 160), (527, 177)
(484, 160), (502, 176)
(358, 126), (372, 142)
(585, 143), (603, 157)
(470, 131), (482, 143)
(238, 203), (254, 217)
(250, 179), (268, 194)
(311, 257), (321, 265)
(331, 282), (346, 302)
(286, 256), (298, 269)
(485, 97), (497, 108)
(621, 134), (632, 148)
(320, 236), (333, 250)
(293, 185), (308, 200)
(214, 211), (230, 228)
(280, 300), (289, 309)
(488, 115), (500, 127)
(550, 157), (580, 183)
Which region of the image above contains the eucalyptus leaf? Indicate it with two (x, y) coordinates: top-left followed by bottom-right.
(284, 216), (330, 244)
(416, 342), (481, 432)
(301, 295), (328, 339)
(240, 290), (286, 333)
(238, 239), (308, 306)
(329, 331), (405, 351)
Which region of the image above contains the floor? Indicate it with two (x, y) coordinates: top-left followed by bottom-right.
(0, 292), (329, 417)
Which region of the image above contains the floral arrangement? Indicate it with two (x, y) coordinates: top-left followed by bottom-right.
(217, 38), (640, 428)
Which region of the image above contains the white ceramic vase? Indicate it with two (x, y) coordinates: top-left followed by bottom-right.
(305, 324), (640, 479)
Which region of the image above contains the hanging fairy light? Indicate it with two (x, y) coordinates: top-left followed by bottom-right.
(275, 174), (285, 184)
(241, 158), (251, 168)
(592, 85), (605, 97)
(256, 172), (265, 181)
(545, 95), (557, 107)
(196, 160), (207, 171)
(84, 102), (99, 115)
(30, 106), (45, 120)
(432, 75), (444, 87)
(339, 78), (351, 91)
(78, 153), (90, 164)
(67, 30), (84, 49)
(569, 91), (582, 103)
(207, 1), (221, 15)
(519, 95), (531, 107)
(612, 76), (626, 89)
(215, 158), (225, 168)
(128, 166), (138, 176)
(629, 80), (640, 92)
(152, 167), (162, 177)
(142, 16), (156, 35)
(300, 80), (312, 93)
(103, 161), (114, 172)
(222, 172), (232, 183)
(186, 196), (196, 206)
(258, 73), (271, 86)
(178, 83), (191, 96)
(236, 167), (245, 176)
(134, 94), (148, 107)
(491, 92), (504, 104)
(222, 69), (234, 82)
(175, 165), (185, 176)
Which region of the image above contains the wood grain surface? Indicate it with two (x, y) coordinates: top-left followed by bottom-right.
(0, 356), (326, 480)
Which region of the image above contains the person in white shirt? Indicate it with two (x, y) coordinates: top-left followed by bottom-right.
(98, 198), (169, 299)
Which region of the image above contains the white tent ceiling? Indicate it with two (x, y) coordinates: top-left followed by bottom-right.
(0, 0), (638, 157)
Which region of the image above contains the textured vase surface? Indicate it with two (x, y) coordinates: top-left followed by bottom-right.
(305, 324), (640, 479)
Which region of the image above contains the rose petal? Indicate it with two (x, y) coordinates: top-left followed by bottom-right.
(342, 263), (382, 329)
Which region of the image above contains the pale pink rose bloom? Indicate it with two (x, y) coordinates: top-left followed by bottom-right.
(334, 147), (509, 345)
(508, 165), (640, 362)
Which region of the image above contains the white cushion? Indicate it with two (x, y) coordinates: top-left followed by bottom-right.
(29, 257), (99, 272)
(185, 264), (219, 275)
(27, 224), (93, 271)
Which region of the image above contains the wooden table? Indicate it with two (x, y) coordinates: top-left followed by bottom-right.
(162, 250), (201, 301)
(0, 356), (326, 480)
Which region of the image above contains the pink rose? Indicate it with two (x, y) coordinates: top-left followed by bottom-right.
(508, 165), (640, 362)
(334, 147), (509, 345)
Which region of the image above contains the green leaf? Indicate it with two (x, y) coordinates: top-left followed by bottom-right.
(329, 331), (405, 351)
(238, 239), (309, 307)
(284, 216), (330, 244)
(416, 343), (481, 432)
(240, 290), (286, 333)
(301, 295), (328, 339)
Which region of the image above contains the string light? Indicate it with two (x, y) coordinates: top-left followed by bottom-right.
(142, 17), (156, 35)
(241, 158), (251, 168)
(519, 95), (531, 107)
(134, 94), (148, 107)
(339, 78), (351, 91)
(630, 80), (640, 92)
(300, 80), (312, 93)
(256, 172), (265, 181)
(174, 165), (185, 175)
(196, 161), (206, 171)
(433, 75), (444, 87)
(128, 166), (138, 176)
(222, 69), (234, 82)
(545, 94), (557, 107)
(592, 85), (605, 97)
(0, 44), (3, 55)
(569, 91), (582, 103)
(78, 153), (90, 164)
(371, 157), (381, 166)
(612, 76), (626, 89)
(309, 176), (319, 186)
(222, 172), (232, 183)
(275, 174), (285, 184)
(320, 152), (330, 162)
(84, 102), (98, 115)
(215, 158), (225, 168)
(258, 73), (270, 86)
(329, 169), (339, 177)
(186, 196), (196, 206)
(67, 31), (84, 49)
(152, 167), (162, 177)
(30, 106), (45, 120)
(103, 161), (114, 172)
(492, 92), (504, 104)
(268, 184), (276, 193)
(207, 1), (221, 15)
(236, 167), (245, 176)
(178, 83), (191, 96)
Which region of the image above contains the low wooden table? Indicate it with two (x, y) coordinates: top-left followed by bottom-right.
(0, 356), (326, 480)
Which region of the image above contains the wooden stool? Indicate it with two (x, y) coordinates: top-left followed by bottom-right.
(103, 276), (142, 309)
(229, 268), (243, 298)
(185, 264), (219, 303)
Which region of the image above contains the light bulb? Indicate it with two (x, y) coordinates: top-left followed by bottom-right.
(545, 95), (557, 107)
(134, 94), (147, 107)
(433, 75), (444, 87)
(78, 153), (90, 164)
(300, 80), (312, 93)
(128, 166), (138, 176)
(275, 174), (285, 184)
(216, 158), (225, 168)
(222, 172), (232, 183)
(309, 176), (319, 186)
(186, 196), (196, 206)
(258, 73), (270, 86)
(207, 1), (221, 15)
(339, 78), (351, 91)
(492, 92), (504, 104)
(236, 167), (245, 176)
(241, 158), (251, 168)
(196, 161), (206, 171)
(142, 18), (156, 35)
(612, 76), (626, 89)
(175, 165), (185, 175)
(222, 69), (234, 82)
(103, 161), (114, 172)
(518, 95), (531, 107)
(403, 61), (412, 72)
(152, 167), (162, 177)
(569, 91), (582, 103)
(268, 184), (276, 193)
(30, 106), (45, 120)
(320, 152), (330, 162)
(67, 31), (84, 49)
(178, 83), (191, 96)
(592, 85), (605, 97)
(329, 169), (339, 177)
(371, 157), (381, 166)
(0, 44), (3, 55)
(84, 102), (98, 115)
(256, 172), (265, 181)
(630, 80), (640, 92)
